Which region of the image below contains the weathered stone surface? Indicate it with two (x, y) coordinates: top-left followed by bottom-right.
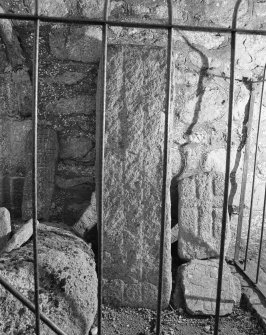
(0, 69), (32, 117)
(50, 26), (102, 63)
(97, 44), (172, 309)
(72, 192), (97, 238)
(53, 71), (87, 85)
(59, 135), (94, 162)
(46, 96), (96, 116)
(177, 259), (241, 316)
(2, 219), (39, 253)
(178, 173), (231, 260)
(22, 127), (58, 221)
(171, 224), (179, 244)
(0, 224), (97, 335)
(55, 176), (90, 189)
(0, 119), (32, 175)
(0, 207), (11, 250)
(0, 176), (24, 218)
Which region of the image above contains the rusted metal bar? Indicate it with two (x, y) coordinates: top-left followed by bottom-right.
(32, 0), (40, 333)
(0, 275), (68, 335)
(234, 89), (256, 261)
(156, 4), (173, 334)
(1, 12), (266, 36)
(244, 66), (266, 271)
(96, 1), (110, 335)
(214, 0), (242, 334)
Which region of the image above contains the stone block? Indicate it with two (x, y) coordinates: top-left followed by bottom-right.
(0, 69), (32, 118)
(0, 119), (32, 175)
(178, 173), (231, 260)
(22, 127), (58, 221)
(96, 44), (172, 309)
(50, 26), (102, 63)
(2, 219), (38, 253)
(0, 208), (11, 251)
(177, 259), (241, 316)
(72, 192), (97, 238)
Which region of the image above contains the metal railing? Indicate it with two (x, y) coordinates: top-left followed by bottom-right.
(234, 62), (266, 299)
(0, 0), (265, 334)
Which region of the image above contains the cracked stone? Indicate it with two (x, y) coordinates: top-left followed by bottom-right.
(177, 259), (241, 316)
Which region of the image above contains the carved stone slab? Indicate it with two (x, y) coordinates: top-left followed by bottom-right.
(96, 45), (172, 309)
(177, 172), (231, 260)
(22, 127), (58, 220)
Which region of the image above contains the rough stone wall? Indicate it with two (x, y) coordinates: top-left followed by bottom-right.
(0, 0), (265, 251)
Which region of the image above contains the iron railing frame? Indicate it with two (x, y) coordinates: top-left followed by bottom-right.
(0, 0), (264, 334)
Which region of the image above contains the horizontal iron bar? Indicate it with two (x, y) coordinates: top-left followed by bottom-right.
(0, 275), (68, 335)
(1, 12), (266, 36)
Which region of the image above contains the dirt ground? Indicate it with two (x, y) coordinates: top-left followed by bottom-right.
(95, 303), (265, 335)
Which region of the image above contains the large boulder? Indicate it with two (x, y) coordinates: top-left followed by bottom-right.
(177, 172), (231, 260)
(0, 223), (97, 335)
(175, 259), (241, 316)
(97, 44), (172, 309)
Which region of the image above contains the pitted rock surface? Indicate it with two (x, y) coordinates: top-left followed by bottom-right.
(96, 44), (172, 309)
(177, 172), (231, 260)
(22, 127), (58, 221)
(72, 191), (97, 238)
(0, 223), (97, 335)
(0, 207), (11, 250)
(2, 219), (39, 253)
(177, 259), (241, 316)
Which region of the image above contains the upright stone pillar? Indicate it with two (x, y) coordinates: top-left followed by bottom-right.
(22, 127), (58, 221)
(96, 45), (172, 309)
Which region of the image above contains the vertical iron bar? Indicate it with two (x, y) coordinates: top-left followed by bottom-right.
(97, 1), (109, 335)
(156, 1), (173, 335)
(256, 183), (266, 283)
(244, 64), (266, 271)
(32, 0), (41, 334)
(255, 65), (266, 283)
(214, 0), (242, 334)
(234, 89), (255, 261)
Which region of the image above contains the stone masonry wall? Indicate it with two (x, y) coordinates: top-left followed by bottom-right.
(0, 0), (266, 257)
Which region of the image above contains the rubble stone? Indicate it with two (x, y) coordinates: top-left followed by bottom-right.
(2, 219), (38, 253)
(72, 192), (97, 238)
(0, 208), (11, 250)
(177, 259), (241, 316)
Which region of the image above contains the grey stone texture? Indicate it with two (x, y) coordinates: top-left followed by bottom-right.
(0, 207), (11, 250)
(177, 259), (241, 316)
(177, 172), (231, 261)
(96, 44), (172, 309)
(0, 224), (97, 335)
(22, 127), (59, 221)
(2, 219), (38, 253)
(72, 192), (97, 238)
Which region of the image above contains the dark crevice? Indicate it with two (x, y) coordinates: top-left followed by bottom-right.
(182, 35), (209, 137)
(228, 78), (253, 217)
